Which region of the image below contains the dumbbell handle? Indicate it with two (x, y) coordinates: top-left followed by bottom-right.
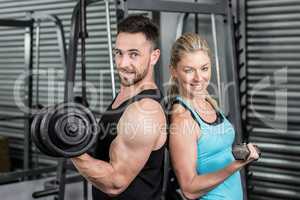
(232, 144), (261, 160)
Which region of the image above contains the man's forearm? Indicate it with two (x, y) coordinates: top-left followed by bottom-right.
(71, 153), (125, 196)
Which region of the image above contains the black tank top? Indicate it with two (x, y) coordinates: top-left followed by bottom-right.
(92, 89), (166, 200)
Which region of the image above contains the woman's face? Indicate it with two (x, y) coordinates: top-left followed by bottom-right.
(171, 50), (211, 98)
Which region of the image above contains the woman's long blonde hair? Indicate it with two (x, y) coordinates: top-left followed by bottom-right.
(168, 32), (218, 108)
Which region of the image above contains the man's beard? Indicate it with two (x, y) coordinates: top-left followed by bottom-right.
(118, 66), (148, 87)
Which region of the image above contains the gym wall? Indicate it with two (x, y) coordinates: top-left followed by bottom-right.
(243, 0), (300, 199)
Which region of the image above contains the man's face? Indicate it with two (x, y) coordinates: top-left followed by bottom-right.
(114, 32), (159, 87)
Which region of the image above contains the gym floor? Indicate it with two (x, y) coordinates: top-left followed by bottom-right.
(0, 176), (92, 200)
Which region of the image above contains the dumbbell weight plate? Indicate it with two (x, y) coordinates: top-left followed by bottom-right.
(39, 102), (98, 158)
(43, 107), (91, 156)
(54, 113), (89, 146)
(31, 107), (60, 157)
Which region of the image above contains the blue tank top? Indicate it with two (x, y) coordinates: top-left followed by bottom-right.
(175, 96), (243, 200)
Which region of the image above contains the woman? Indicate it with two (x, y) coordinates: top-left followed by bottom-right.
(168, 32), (259, 200)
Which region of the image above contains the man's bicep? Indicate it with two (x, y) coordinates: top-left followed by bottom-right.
(109, 130), (154, 186)
(109, 100), (163, 184)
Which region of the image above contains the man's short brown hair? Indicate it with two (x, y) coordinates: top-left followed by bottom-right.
(117, 15), (159, 49)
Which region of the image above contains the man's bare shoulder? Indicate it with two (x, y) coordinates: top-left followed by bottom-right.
(125, 98), (165, 118)
(117, 98), (165, 145)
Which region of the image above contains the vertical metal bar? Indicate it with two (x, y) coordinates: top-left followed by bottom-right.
(105, 0), (116, 98)
(237, 1), (249, 199)
(194, 0), (199, 34)
(226, 0), (246, 199)
(152, 12), (162, 90)
(83, 179), (88, 200)
(65, 8), (80, 103)
(226, 2), (243, 145)
(237, 0), (248, 138)
(81, 40), (87, 104)
(175, 13), (188, 39)
(23, 22), (34, 173)
(56, 159), (66, 200)
(35, 20), (40, 107)
(211, 13), (223, 109)
(80, 0), (88, 105)
(53, 16), (67, 70)
(117, 0), (128, 18)
(34, 19), (41, 168)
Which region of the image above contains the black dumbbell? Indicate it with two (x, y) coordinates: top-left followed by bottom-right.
(232, 143), (261, 160)
(31, 102), (99, 158)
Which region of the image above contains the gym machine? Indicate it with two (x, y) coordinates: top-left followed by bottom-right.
(0, 17), (34, 177)
(115, 0), (246, 199)
(0, 7), (74, 179)
(28, 0), (248, 199)
(31, 0), (113, 199)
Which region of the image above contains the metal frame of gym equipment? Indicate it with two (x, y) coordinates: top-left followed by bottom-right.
(235, 0), (248, 139)
(0, 18), (35, 181)
(31, 0), (112, 199)
(0, 13), (67, 184)
(0, 18), (33, 172)
(116, 0), (246, 199)
(117, 0), (243, 148)
(41, 0), (245, 199)
(17, 0), (243, 199)
(28, 11), (91, 199)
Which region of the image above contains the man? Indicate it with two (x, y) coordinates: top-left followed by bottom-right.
(71, 15), (167, 200)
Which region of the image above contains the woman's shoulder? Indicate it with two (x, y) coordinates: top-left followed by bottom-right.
(170, 102), (190, 120)
(168, 102), (200, 141)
